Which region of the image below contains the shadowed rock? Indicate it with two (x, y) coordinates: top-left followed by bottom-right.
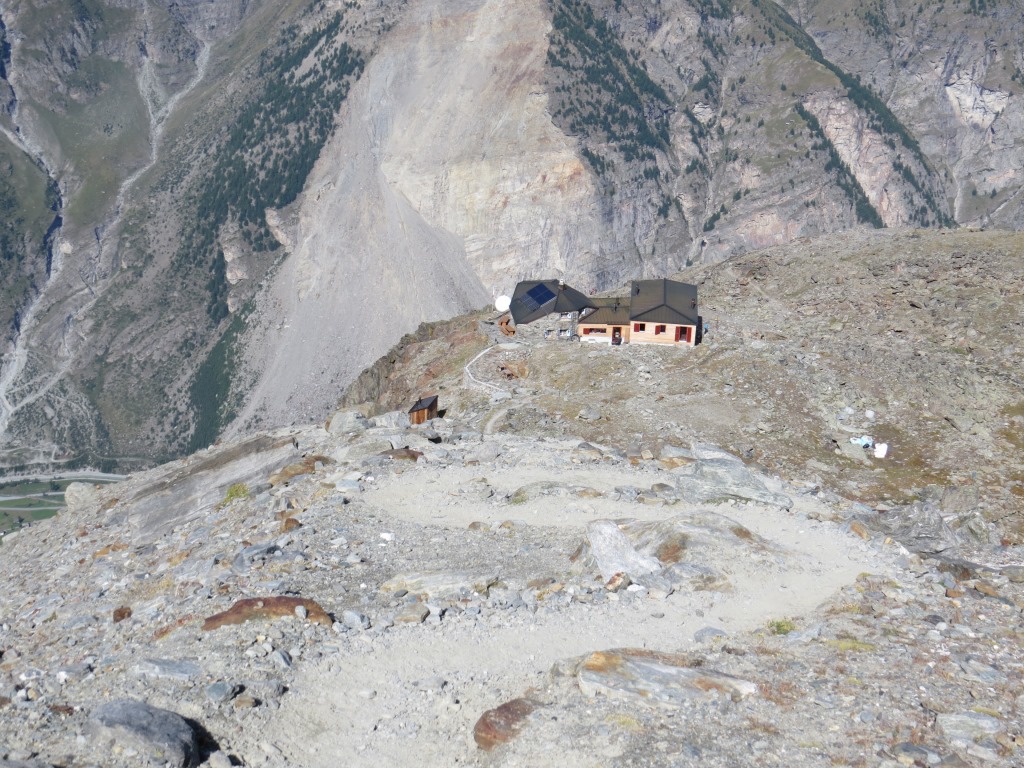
(578, 649), (757, 705)
(473, 697), (543, 751)
(202, 597), (332, 630)
(88, 699), (199, 767)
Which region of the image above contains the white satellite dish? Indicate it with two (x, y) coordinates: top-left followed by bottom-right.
(495, 295), (511, 312)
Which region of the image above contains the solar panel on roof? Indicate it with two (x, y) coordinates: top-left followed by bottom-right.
(525, 283), (556, 308)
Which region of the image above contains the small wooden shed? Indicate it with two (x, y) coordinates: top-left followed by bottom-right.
(408, 394), (439, 425)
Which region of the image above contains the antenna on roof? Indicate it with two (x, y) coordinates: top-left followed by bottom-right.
(495, 295), (511, 312)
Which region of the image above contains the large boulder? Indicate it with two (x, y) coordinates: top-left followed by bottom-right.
(326, 409), (370, 435)
(88, 699), (200, 767)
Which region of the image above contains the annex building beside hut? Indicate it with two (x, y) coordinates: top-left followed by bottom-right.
(500, 278), (700, 347)
(500, 280), (597, 340)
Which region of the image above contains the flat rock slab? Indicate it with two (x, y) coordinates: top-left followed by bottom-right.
(936, 711), (1004, 743)
(202, 597), (332, 630)
(674, 455), (792, 509)
(88, 699), (199, 767)
(380, 571), (498, 600)
(114, 434), (300, 543)
(473, 697), (543, 751)
(578, 648), (757, 706)
(133, 659), (202, 682)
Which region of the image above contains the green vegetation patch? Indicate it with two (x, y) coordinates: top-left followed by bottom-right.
(768, 619), (797, 635)
(187, 309), (246, 454)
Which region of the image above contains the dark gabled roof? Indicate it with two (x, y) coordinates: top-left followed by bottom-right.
(628, 279), (698, 326)
(580, 301), (631, 326)
(509, 280), (597, 324)
(409, 394), (438, 413)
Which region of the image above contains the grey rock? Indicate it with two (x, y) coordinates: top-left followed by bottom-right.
(577, 406), (602, 421)
(111, 434), (300, 543)
(936, 711), (1003, 743)
(658, 444), (693, 460)
(88, 699), (200, 767)
(205, 682), (241, 704)
(380, 571), (499, 600)
(855, 501), (960, 554)
(341, 610), (371, 630)
(693, 626), (728, 643)
(370, 411), (411, 429)
(232, 543), (281, 572)
(270, 649), (293, 669)
(133, 658), (202, 682)
(326, 409), (370, 435)
(467, 442), (503, 463)
(578, 648), (757, 706)
(674, 455), (793, 508)
(573, 442), (604, 461)
(339, 439), (397, 461)
(63, 482), (102, 514)
(394, 602), (430, 624)
(957, 656), (1007, 684)
(1002, 565), (1024, 583)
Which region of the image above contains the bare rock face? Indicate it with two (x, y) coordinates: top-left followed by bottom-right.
(371, 0), (608, 294)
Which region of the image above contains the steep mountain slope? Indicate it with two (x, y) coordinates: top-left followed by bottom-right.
(0, 0), (1021, 474)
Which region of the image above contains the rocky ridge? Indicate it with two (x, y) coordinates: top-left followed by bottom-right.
(0, 391), (1021, 766)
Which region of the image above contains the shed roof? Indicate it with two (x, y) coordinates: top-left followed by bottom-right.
(628, 279), (698, 326)
(509, 280), (597, 324)
(409, 394), (439, 413)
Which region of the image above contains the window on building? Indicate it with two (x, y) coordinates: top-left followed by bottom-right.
(634, 323), (646, 332)
(655, 325), (666, 335)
